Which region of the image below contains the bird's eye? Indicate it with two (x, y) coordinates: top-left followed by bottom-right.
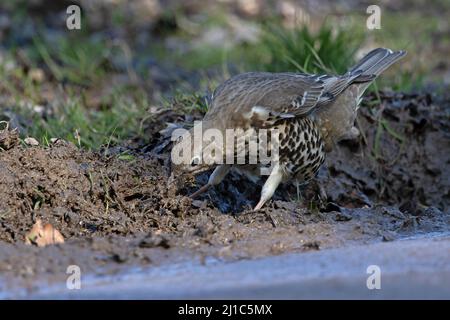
(191, 156), (201, 166)
(176, 136), (183, 144)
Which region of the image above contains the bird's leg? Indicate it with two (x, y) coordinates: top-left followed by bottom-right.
(190, 165), (231, 198)
(254, 164), (283, 211)
(296, 181), (303, 202)
(316, 179), (328, 206)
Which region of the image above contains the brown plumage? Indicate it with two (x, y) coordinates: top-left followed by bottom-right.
(172, 48), (407, 210)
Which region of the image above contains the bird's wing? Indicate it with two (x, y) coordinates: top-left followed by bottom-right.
(205, 72), (371, 129)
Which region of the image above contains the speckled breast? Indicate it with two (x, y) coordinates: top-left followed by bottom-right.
(277, 117), (326, 181)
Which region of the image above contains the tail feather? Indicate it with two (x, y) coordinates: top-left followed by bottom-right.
(347, 48), (407, 95)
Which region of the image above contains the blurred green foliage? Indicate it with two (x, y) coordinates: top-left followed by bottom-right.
(32, 36), (113, 86)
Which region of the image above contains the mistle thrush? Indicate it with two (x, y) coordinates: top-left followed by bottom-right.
(172, 48), (407, 210)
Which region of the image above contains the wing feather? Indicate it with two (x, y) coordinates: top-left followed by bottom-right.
(204, 71), (368, 130)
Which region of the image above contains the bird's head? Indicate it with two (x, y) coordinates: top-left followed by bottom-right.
(171, 120), (223, 176)
(314, 86), (361, 152)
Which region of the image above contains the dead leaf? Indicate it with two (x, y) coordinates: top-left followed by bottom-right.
(25, 219), (64, 247)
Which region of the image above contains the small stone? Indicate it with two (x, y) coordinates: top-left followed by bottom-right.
(33, 105), (45, 114)
(192, 200), (206, 208)
(24, 137), (39, 146)
(381, 230), (397, 242)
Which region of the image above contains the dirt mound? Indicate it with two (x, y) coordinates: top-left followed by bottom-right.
(0, 137), (186, 243)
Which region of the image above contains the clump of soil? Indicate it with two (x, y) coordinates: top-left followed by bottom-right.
(0, 122), (20, 151)
(0, 92), (449, 289)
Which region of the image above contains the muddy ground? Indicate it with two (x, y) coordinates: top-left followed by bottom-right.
(0, 91), (449, 296)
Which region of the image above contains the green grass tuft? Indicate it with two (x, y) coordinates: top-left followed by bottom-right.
(18, 90), (149, 150)
(166, 90), (210, 114)
(249, 23), (364, 75)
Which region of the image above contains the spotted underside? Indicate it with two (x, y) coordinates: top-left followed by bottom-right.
(226, 116), (326, 184)
(277, 117), (326, 181)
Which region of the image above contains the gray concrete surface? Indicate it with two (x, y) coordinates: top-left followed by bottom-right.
(11, 235), (450, 299)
